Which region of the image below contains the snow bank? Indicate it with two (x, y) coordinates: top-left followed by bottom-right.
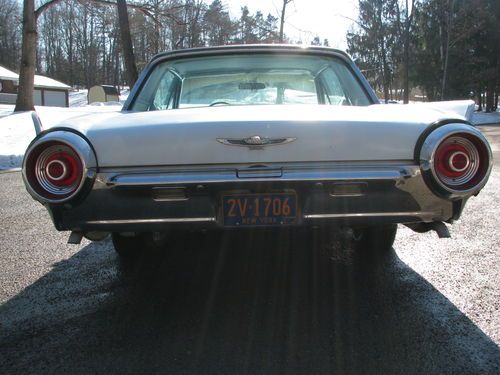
(0, 104), (15, 118)
(472, 110), (500, 125)
(0, 111), (36, 169)
(68, 90), (89, 107)
(69, 87), (130, 107)
(0, 105), (121, 170)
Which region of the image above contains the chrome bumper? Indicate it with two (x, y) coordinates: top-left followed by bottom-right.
(47, 162), (461, 232)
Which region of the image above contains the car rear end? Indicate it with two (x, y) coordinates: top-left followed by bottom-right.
(21, 45), (493, 254)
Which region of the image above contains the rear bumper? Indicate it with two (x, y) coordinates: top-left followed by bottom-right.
(47, 162), (459, 232)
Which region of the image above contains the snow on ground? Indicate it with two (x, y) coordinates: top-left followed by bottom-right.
(68, 90), (89, 107)
(120, 88), (130, 103)
(0, 105), (121, 169)
(0, 111), (35, 169)
(0, 104), (14, 118)
(0, 87), (130, 170)
(472, 110), (500, 125)
(0, 100), (499, 170)
(69, 88), (130, 107)
(0, 87), (129, 169)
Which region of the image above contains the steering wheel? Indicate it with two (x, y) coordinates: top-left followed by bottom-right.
(209, 101), (231, 106)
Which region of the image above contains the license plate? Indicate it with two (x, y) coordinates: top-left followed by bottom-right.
(221, 193), (297, 227)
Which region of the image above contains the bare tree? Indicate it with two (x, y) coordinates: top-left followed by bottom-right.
(279, 0), (292, 43)
(16, 0), (182, 111)
(116, 0), (138, 87)
(396, 0), (415, 103)
(0, 0), (21, 70)
(16, 0), (64, 111)
(440, 0), (454, 100)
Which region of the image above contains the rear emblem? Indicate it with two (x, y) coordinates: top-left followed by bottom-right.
(217, 135), (296, 149)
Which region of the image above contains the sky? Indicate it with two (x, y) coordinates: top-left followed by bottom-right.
(226, 0), (359, 50)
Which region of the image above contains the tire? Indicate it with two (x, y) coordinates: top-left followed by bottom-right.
(111, 232), (147, 258)
(355, 224), (397, 253)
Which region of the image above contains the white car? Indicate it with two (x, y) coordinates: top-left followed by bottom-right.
(22, 45), (493, 257)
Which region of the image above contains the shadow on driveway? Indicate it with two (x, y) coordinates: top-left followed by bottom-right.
(1, 229), (499, 374)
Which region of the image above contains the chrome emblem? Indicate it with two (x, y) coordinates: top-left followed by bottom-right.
(244, 135), (269, 145)
(217, 136), (296, 149)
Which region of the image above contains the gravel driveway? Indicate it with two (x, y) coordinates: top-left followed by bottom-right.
(0, 127), (499, 374)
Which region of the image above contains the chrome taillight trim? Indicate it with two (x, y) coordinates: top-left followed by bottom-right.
(22, 131), (97, 204)
(419, 123), (493, 197)
(448, 151), (470, 172)
(435, 136), (479, 187)
(35, 144), (81, 196)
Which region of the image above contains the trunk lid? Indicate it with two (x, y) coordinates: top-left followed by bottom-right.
(60, 104), (466, 167)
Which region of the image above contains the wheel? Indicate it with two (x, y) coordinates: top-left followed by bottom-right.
(355, 224), (397, 253)
(111, 232), (147, 258)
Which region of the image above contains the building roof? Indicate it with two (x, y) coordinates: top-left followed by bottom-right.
(34, 75), (71, 90)
(90, 84), (119, 95)
(0, 65), (70, 90)
(0, 65), (19, 81)
(101, 85), (119, 95)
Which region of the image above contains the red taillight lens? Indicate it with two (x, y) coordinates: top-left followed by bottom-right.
(26, 141), (83, 200)
(433, 133), (489, 191)
(45, 152), (80, 186)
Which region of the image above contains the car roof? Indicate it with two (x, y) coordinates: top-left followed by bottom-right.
(149, 44), (353, 65)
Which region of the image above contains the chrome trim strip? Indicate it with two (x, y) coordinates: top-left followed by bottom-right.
(304, 212), (435, 219)
(152, 197), (189, 202)
(328, 192), (365, 197)
(99, 160), (412, 174)
(107, 167), (414, 187)
(86, 217), (216, 224)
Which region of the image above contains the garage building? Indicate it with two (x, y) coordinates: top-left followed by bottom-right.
(0, 65), (71, 107)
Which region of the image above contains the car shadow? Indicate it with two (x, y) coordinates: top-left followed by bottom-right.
(1, 229), (499, 374)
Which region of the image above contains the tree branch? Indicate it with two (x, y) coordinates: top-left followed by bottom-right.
(35, 0), (66, 19)
(77, 0), (187, 26)
(337, 14), (370, 33)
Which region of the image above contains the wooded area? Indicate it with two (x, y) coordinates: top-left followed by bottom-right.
(347, 0), (499, 109)
(0, 0), (498, 111)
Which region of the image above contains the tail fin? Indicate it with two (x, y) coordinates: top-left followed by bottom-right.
(31, 111), (43, 134)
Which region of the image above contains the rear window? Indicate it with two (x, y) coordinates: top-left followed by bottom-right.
(130, 53), (372, 111)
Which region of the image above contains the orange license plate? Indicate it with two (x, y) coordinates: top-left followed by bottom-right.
(221, 193), (297, 227)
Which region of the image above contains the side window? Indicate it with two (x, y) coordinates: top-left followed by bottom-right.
(319, 69), (348, 105)
(152, 70), (178, 110)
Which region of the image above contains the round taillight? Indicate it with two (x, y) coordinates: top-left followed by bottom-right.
(433, 133), (489, 191)
(26, 141), (84, 201)
(23, 131), (97, 204)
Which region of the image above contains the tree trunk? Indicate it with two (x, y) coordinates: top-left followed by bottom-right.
(15, 0), (37, 112)
(403, 0), (413, 104)
(403, 35), (409, 103)
(494, 87), (498, 111)
(441, 0), (454, 100)
(380, 38), (389, 103)
(402, 0), (413, 104)
(279, 0), (290, 43)
(68, 1), (74, 87)
(117, 0), (138, 88)
(477, 87), (482, 112)
(485, 81), (494, 112)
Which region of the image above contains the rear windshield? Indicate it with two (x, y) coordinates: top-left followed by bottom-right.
(130, 53), (372, 111)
